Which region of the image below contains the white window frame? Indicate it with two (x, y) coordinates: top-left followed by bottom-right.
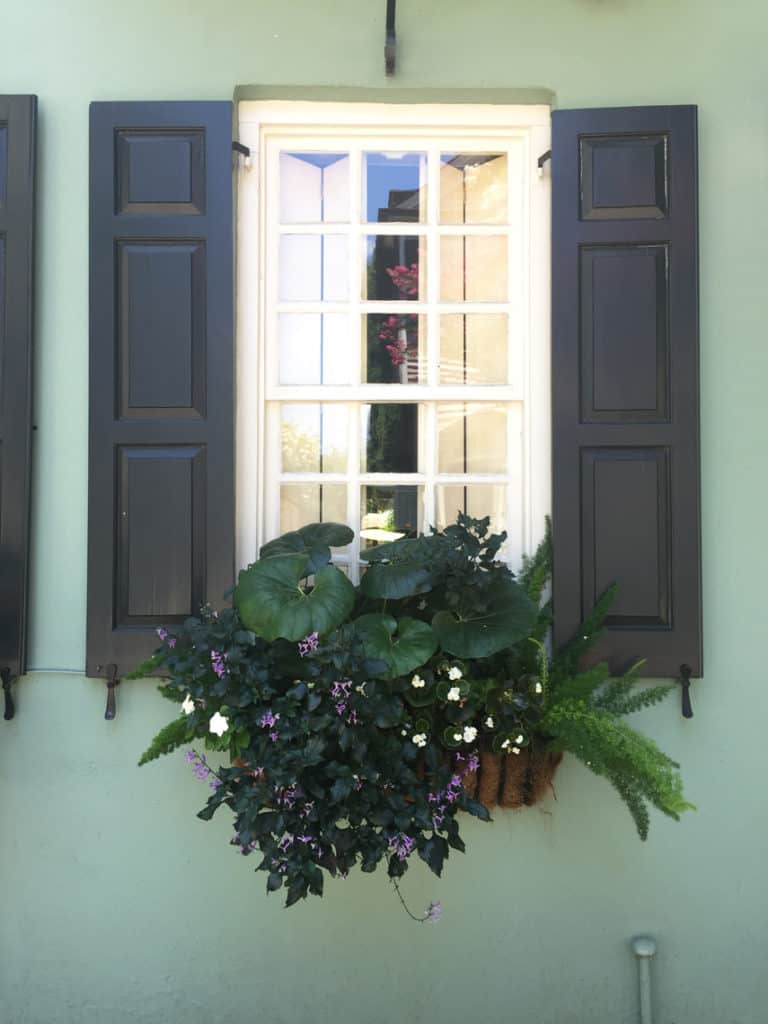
(236, 100), (551, 574)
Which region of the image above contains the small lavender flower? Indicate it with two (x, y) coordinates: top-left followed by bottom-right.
(425, 901), (442, 923)
(259, 710), (280, 728)
(389, 833), (415, 861)
(297, 631), (319, 657)
(210, 650), (226, 678)
(331, 680), (353, 699)
(156, 628), (168, 641)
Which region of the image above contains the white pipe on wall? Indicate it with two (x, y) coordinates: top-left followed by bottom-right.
(631, 936), (657, 1024)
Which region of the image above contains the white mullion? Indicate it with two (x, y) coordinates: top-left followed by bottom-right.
(275, 301), (511, 315)
(265, 384), (524, 403)
(347, 400), (361, 582)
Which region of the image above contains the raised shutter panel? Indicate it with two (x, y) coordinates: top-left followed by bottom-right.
(551, 105), (701, 678)
(87, 102), (234, 677)
(0, 96), (36, 680)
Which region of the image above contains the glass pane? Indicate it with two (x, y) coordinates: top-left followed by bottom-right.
(364, 236), (424, 301)
(281, 404), (348, 473)
(361, 486), (423, 548)
(279, 235), (348, 302)
(363, 314), (425, 384)
(280, 484), (348, 537)
(436, 484), (506, 537)
(279, 313), (350, 385)
(280, 153), (349, 223)
(364, 151), (427, 223)
(360, 404), (419, 474)
(437, 403), (507, 474)
(439, 314), (508, 385)
(440, 153), (507, 224)
(440, 236), (507, 302)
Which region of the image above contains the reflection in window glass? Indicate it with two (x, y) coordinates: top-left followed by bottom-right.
(364, 235), (424, 301)
(439, 314), (509, 385)
(360, 404), (418, 474)
(280, 153), (349, 223)
(363, 314), (425, 384)
(279, 235), (348, 302)
(436, 484), (506, 538)
(364, 152), (427, 223)
(440, 236), (507, 302)
(361, 486), (423, 548)
(281, 484), (348, 536)
(281, 404), (348, 473)
(437, 404), (507, 474)
(279, 313), (350, 385)
(440, 154), (507, 224)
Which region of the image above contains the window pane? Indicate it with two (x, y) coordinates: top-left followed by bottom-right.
(440, 153), (507, 224)
(360, 404), (419, 473)
(439, 314), (508, 384)
(281, 404), (348, 473)
(440, 236), (507, 302)
(436, 484), (506, 537)
(279, 235), (348, 302)
(279, 313), (350, 385)
(363, 314), (425, 384)
(437, 403), (507, 474)
(281, 484), (348, 536)
(364, 151), (427, 223)
(361, 486), (423, 548)
(364, 236), (424, 301)
(280, 153), (349, 223)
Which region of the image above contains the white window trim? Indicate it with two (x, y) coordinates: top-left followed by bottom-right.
(236, 100), (551, 573)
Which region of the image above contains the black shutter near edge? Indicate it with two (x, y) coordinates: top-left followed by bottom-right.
(551, 105), (701, 678)
(0, 96), (36, 681)
(87, 102), (234, 678)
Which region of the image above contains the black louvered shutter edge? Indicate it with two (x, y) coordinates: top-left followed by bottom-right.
(0, 95), (36, 680)
(87, 102), (235, 677)
(551, 105), (701, 678)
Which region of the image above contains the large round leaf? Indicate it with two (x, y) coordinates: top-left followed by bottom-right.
(354, 614), (437, 678)
(431, 580), (537, 659)
(235, 554), (355, 641)
(359, 562), (432, 600)
(259, 522), (354, 576)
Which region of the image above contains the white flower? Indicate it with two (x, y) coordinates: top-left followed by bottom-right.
(534, 681), (543, 694)
(512, 746), (521, 755)
(356, 682), (368, 695)
(501, 738), (520, 754)
(484, 716), (494, 729)
(401, 729), (408, 736)
(515, 734), (524, 744)
(181, 694), (195, 716)
(463, 726), (478, 743)
(453, 732), (463, 743)
(448, 666), (463, 681)
(411, 674), (426, 689)
(412, 733), (428, 748)
(446, 686), (461, 702)
(208, 711), (229, 737)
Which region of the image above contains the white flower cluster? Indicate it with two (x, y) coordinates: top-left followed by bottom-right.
(412, 733), (428, 748)
(181, 694), (195, 716)
(447, 666), (463, 681)
(208, 711), (229, 737)
(452, 726), (477, 744)
(534, 681), (543, 695)
(411, 674), (426, 689)
(446, 686), (461, 702)
(484, 716), (494, 729)
(501, 732), (524, 755)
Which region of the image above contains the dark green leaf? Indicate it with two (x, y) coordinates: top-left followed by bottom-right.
(431, 580), (537, 658)
(354, 614), (437, 678)
(359, 563), (432, 600)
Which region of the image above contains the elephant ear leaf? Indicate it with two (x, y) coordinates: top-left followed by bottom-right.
(359, 563), (432, 600)
(431, 580), (537, 659)
(235, 554), (355, 641)
(259, 522), (354, 576)
(354, 614), (437, 678)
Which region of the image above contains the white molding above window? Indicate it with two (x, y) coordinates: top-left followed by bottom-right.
(236, 101), (551, 576)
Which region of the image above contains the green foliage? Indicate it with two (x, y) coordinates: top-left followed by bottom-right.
(136, 512), (693, 908)
(139, 715), (192, 766)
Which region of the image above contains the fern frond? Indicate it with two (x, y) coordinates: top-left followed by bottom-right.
(138, 716), (192, 766)
(519, 517), (552, 604)
(595, 684), (673, 717)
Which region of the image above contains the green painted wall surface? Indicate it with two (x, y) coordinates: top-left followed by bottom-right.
(1, 1), (767, 1021)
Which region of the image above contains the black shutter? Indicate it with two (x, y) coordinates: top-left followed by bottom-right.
(0, 96), (36, 681)
(551, 105), (701, 678)
(87, 102), (234, 678)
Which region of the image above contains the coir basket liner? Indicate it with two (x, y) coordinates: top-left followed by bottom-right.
(462, 748), (563, 810)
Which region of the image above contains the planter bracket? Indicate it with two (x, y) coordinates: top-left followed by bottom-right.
(385, 0), (396, 75)
(678, 663), (694, 719)
(537, 150), (552, 177)
(104, 663), (119, 721)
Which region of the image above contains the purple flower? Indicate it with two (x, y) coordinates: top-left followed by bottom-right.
(156, 628), (168, 641)
(331, 680), (352, 699)
(298, 631), (319, 657)
(210, 650), (227, 678)
(425, 901), (442, 923)
(168, 637), (177, 649)
(269, 731), (279, 743)
(184, 750), (197, 762)
(210, 778), (222, 789)
(389, 833), (415, 862)
(259, 710), (280, 729)
(334, 701), (348, 717)
(346, 710), (360, 726)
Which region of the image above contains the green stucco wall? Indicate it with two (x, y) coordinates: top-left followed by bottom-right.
(1, 1), (767, 1021)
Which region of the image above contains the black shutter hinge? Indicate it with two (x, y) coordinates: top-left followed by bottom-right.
(104, 663), (120, 721)
(537, 150), (552, 177)
(385, 0), (396, 76)
(232, 141), (251, 169)
(678, 663), (694, 719)
(1, 668), (16, 721)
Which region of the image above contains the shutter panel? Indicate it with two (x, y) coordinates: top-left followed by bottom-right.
(87, 102), (234, 677)
(0, 96), (36, 680)
(551, 105), (701, 677)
